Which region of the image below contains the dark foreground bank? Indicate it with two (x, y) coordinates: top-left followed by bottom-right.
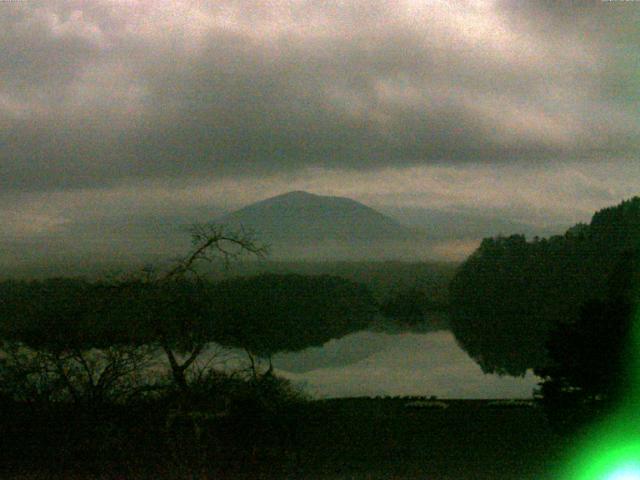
(0, 394), (568, 480)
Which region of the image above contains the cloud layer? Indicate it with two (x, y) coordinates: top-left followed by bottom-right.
(2, 1), (639, 265)
(2, 0), (639, 194)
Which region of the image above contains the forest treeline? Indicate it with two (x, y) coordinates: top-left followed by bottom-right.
(0, 272), (378, 476)
(450, 196), (640, 376)
(535, 248), (639, 432)
(0, 217), (453, 477)
(0, 273), (377, 395)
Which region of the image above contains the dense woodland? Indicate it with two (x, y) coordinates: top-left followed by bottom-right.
(535, 255), (638, 433)
(0, 273), (379, 476)
(450, 196), (640, 376)
(0, 223), (384, 476)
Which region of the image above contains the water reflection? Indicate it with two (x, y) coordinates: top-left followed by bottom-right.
(272, 330), (539, 399)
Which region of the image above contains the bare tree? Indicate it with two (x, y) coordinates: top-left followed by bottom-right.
(146, 223), (267, 393)
(163, 223), (268, 280)
(0, 341), (155, 406)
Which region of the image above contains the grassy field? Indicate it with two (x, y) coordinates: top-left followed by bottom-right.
(209, 397), (569, 480)
(276, 397), (568, 480)
(2, 397), (572, 480)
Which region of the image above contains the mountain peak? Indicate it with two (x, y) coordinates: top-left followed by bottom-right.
(216, 191), (417, 260)
(267, 190), (321, 202)
(279, 190), (316, 197)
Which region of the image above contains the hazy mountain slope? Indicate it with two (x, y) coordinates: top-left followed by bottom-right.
(216, 191), (421, 259)
(218, 191), (415, 242)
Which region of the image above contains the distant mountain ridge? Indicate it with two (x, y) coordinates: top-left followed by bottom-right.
(216, 191), (420, 259)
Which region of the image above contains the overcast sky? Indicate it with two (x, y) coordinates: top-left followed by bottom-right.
(2, 1), (639, 266)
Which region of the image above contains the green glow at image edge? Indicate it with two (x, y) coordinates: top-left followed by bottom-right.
(564, 304), (640, 480)
(565, 437), (640, 480)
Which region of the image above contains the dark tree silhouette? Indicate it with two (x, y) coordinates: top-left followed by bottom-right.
(211, 273), (377, 373)
(380, 286), (448, 325)
(534, 250), (639, 433)
(0, 278), (153, 405)
(108, 223), (267, 392)
(0, 223), (268, 397)
(450, 197), (640, 376)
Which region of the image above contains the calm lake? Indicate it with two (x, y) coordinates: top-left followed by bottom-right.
(270, 329), (539, 399)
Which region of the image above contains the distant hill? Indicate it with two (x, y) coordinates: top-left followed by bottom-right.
(216, 191), (423, 260)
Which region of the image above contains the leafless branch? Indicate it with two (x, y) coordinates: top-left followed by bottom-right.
(161, 223), (268, 282)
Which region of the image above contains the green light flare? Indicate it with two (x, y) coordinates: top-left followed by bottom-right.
(564, 303), (640, 480)
(564, 433), (640, 480)
(605, 464), (640, 480)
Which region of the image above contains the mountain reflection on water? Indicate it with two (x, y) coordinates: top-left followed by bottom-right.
(270, 329), (539, 399)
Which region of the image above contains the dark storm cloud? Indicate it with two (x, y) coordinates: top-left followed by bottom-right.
(1, 0), (639, 194)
